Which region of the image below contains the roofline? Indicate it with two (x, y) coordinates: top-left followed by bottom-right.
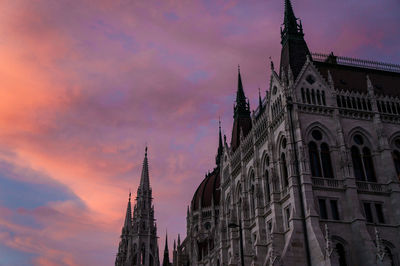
(311, 52), (400, 74)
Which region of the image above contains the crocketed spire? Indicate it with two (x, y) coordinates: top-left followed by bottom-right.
(279, 0), (310, 80)
(216, 119), (223, 165)
(123, 192), (132, 232)
(115, 145), (159, 266)
(162, 231), (171, 266)
(231, 66), (252, 151)
(234, 66), (250, 118)
(283, 0), (298, 32)
(139, 146), (150, 190)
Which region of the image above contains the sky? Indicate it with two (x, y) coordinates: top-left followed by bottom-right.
(0, 0), (399, 265)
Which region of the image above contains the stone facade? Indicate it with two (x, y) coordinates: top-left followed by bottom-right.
(115, 148), (160, 266)
(177, 1), (400, 266)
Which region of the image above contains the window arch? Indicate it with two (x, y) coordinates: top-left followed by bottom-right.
(336, 243), (348, 266)
(350, 134), (376, 182)
(308, 129), (334, 178)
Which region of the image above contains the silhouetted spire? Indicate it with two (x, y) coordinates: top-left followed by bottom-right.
(123, 192), (132, 233)
(216, 119), (223, 165)
(139, 146), (150, 190)
(162, 231), (170, 266)
(279, 0), (310, 80)
(234, 66), (250, 117)
(283, 0), (298, 32)
(231, 66), (252, 151)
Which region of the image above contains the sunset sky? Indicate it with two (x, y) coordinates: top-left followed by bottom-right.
(0, 0), (399, 265)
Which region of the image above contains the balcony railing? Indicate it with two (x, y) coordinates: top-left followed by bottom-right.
(356, 181), (388, 193)
(311, 177), (344, 189)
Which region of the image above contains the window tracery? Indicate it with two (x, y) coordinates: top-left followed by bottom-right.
(308, 129), (334, 178)
(350, 134), (376, 182)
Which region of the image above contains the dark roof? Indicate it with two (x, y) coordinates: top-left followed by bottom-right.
(191, 168), (220, 211)
(315, 61), (400, 97)
(279, 0), (310, 79)
(230, 116), (252, 152)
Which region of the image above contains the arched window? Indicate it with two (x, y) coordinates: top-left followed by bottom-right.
(141, 244), (146, 264)
(281, 153), (289, 187)
(317, 90), (321, 105)
(265, 169), (271, 202)
(250, 184), (255, 217)
(308, 129), (334, 178)
(238, 197), (242, 222)
(321, 143), (334, 178)
(311, 89), (316, 104)
(393, 151), (400, 181)
(309, 141), (322, 177)
(264, 156), (271, 203)
(351, 146), (365, 180)
(362, 147), (376, 182)
(306, 89), (311, 104)
(301, 88), (305, 103)
(351, 134), (376, 182)
(392, 139), (400, 182)
(336, 243), (348, 266)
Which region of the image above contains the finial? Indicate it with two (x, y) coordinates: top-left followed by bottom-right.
(145, 146), (148, 156)
(129, 189), (131, 202)
(269, 56), (274, 70)
(238, 64), (240, 72)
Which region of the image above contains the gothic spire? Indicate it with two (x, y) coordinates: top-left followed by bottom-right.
(258, 88), (263, 110)
(162, 231), (171, 266)
(279, 0), (310, 79)
(230, 66), (252, 151)
(123, 192), (132, 232)
(139, 146), (150, 191)
(216, 118), (223, 165)
(283, 0), (298, 32)
(234, 66), (250, 118)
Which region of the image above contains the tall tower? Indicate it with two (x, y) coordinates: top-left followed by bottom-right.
(230, 67), (252, 151)
(279, 0), (310, 79)
(115, 147), (160, 266)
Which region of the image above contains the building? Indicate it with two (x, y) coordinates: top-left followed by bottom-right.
(177, 0), (400, 265)
(115, 148), (160, 266)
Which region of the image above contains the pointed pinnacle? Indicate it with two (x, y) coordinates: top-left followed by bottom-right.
(139, 146), (150, 190)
